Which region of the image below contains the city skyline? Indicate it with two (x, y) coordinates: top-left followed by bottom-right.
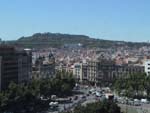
(0, 0), (150, 42)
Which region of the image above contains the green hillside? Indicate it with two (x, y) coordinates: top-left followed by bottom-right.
(8, 32), (150, 48)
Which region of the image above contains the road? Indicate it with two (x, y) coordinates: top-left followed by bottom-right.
(45, 86), (150, 113)
(45, 86), (99, 113)
(119, 103), (150, 113)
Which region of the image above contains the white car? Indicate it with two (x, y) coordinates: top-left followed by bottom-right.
(49, 102), (59, 107)
(96, 91), (101, 97)
(141, 99), (149, 104)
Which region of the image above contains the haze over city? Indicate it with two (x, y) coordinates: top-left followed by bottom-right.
(0, 0), (150, 42)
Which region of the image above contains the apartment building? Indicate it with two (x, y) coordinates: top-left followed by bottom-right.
(0, 45), (32, 91)
(73, 63), (87, 82)
(73, 56), (144, 84)
(144, 60), (150, 75)
(32, 53), (55, 79)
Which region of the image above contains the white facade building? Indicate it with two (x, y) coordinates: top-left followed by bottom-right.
(73, 63), (88, 83)
(73, 63), (83, 82)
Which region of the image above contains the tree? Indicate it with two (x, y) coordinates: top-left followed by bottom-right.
(0, 92), (8, 112)
(62, 100), (121, 113)
(0, 71), (75, 112)
(113, 73), (149, 98)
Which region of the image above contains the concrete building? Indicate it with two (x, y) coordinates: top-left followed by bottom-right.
(87, 58), (116, 83)
(0, 45), (32, 91)
(144, 60), (150, 75)
(0, 57), (2, 91)
(82, 63), (88, 82)
(18, 48), (32, 83)
(73, 63), (82, 82)
(73, 63), (87, 82)
(0, 38), (2, 44)
(86, 56), (144, 84)
(87, 61), (98, 82)
(32, 53), (55, 79)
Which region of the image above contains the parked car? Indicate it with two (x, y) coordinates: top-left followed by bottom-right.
(134, 102), (141, 106)
(127, 100), (134, 105)
(141, 99), (149, 104)
(86, 94), (90, 96)
(81, 95), (86, 99)
(96, 91), (101, 97)
(51, 95), (57, 100)
(49, 102), (59, 107)
(74, 96), (78, 100)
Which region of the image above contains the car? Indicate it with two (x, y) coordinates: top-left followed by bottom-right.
(141, 99), (149, 104)
(91, 91), (96, 95)
(81, 95), (86, 99)
(86, 94), (89, 96)
(89, 88), (95, 93)
(51, 95), (57, 100)
(96, 91), (101, 97)
(74, 96), (78, 100)
(134, 102), (141, 106)
(127, 100), (134, 105)
(85, 85), (89, 89)
(49, 101), (59, 107)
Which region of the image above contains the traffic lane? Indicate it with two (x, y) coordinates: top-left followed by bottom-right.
(118, 103), (150, 113)
(58, 94), (88, 112)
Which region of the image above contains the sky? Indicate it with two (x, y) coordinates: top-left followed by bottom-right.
(0, 0), (150, 42)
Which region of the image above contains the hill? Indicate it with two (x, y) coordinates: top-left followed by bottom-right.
(9, 32), (150, 49)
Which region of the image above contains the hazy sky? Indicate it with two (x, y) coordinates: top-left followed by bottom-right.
(0, 0), (150, 42)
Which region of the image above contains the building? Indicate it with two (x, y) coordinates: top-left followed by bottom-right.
(32, 53), (55, 79)
(87, 60), (98, 82)
(0, 57), (2, 91)
(0, 45), (32, 91)
(82, 63), (88, 82)
(72, 56), (144, 84)
(144, 60), (150, 75)
(18, 48), (32, 83)
(87, 58), (116, 83)
(73, 63), (87, 83)
(0, 38), (2, 44)
(86, 56), (144, 84)
(73, 63), (82, 82)
(116, 65), (144, 77)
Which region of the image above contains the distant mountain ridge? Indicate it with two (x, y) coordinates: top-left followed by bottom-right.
(18, 32), (90, 41)
(10, 32), (150, 48)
